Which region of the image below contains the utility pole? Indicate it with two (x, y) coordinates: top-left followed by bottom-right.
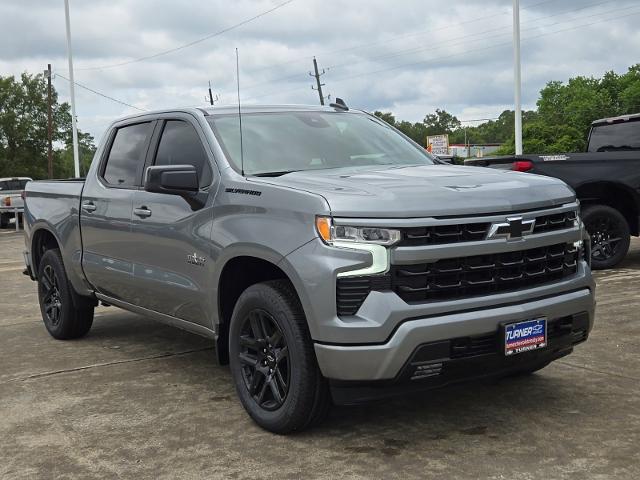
(207, 81), (219, 106)
(310, 57), (326, 106)
(45, 64), (53, 179)
(513, 0), (523, 155)
(64, 0), (80, 177)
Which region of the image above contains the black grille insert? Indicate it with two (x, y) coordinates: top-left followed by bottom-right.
(336, 243), (579, 315)
(397, 210), (576, 247)
(400, 223), (489, 246)
(533, 211), (576, 234)
(392, 243), (578, 304)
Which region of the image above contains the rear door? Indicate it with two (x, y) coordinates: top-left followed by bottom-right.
(80, 120), (155, 302)
(128, 114), (217, 328)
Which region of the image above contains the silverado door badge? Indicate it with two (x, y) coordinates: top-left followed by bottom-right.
(187, 252), (206, 267)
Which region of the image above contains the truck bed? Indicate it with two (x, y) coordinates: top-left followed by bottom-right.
(23, 179), (89, 296)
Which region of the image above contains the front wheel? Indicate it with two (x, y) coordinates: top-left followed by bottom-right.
(582, 205), (630, 270)
(229, 280), (330, 433)
(37, 249), (94, 339)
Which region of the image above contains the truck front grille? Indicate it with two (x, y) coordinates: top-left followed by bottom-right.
(532, 211), (577, 234)
(399, 223), (489, 246)
(336, 242), (579, 316)
(392, 243), (578, 303)
(397, 210), (577, 247)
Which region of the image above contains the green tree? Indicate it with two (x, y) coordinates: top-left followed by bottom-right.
(423, 108), (461, 136)
(0, 72), (95, 179)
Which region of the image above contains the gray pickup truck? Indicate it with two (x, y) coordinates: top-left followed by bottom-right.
(23, 104), (595, 433)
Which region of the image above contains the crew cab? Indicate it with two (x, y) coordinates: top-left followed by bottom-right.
(23, 105), (595, 433)
(466, 113), (640, 269)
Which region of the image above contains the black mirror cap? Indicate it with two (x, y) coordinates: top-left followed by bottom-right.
(144, 165), (199, 195)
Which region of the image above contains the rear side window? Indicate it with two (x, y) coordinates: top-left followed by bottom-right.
(103, 123), (152, 186)
(0, 179), (29, 190)
(588, 121), (640, 152)
(155, 120), (212, 188)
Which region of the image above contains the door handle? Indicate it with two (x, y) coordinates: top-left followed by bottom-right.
(134, 207), (152, 218)
(81, 202), (96, 213)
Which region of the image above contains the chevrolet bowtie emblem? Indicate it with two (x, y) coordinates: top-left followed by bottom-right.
(487, 216), (535, 241)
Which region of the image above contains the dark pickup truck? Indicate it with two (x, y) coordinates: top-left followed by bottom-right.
(466, 113), (640, 269)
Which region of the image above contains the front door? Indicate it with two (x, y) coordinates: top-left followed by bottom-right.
(80, 121), (154, 302)
(129, 116), (217, 329)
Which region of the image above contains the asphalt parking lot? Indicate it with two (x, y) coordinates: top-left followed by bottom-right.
(1, 230), (639, 479)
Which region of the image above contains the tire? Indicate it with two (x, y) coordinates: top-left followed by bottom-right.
(229, 280), (331, 433)
(582, 204), (630, 270)
(37, 249), (94, 339)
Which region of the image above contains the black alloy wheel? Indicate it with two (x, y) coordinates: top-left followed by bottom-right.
(228, 280), (331, 433)
(583, 204), (630, 270)
(40, 264), (62, 327)
(37, 249), (94, 339)
(238, 309), (290, 411)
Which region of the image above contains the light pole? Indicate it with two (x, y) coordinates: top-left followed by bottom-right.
(513, 0), (523, 155)
(64, 0), (80, 177)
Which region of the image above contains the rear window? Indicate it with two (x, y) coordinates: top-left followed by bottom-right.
(103, 123), (152, 187)
(588, 121), (640, 152)
(0, 179), (30, 191)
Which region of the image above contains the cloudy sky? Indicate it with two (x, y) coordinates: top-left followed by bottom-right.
(2, 0), (639, 141)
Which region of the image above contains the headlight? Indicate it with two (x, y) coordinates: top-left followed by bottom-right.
(316, 216), (399, 277)
(315, 217), (401, 246)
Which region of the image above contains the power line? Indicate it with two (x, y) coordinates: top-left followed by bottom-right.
(55, 73), (146, 111)
(331, 5), (640, 84)
(241, 0), (620, 93)
(242, 5), (640, 102)
(324, 0), (620, 72)
(77, 0), (297, 71)
(244, 0), (560, 76)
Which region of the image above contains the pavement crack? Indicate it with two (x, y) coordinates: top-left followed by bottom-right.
(5, 347), (214, 384)
(557, 360), (640, 382)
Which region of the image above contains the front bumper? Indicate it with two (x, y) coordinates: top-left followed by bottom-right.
(329, 311), (588, 405)
(314, 287), (594, 382)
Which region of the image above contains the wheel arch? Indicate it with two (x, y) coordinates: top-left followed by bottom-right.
(31, 226), (62, 275)
(574, 181), (639, 236)
(215, 251), (309, 365)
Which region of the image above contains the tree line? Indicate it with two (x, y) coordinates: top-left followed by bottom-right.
(375, 64), (640, 157)
(0, 73), (95, 179)
(2, 65), (640, 179)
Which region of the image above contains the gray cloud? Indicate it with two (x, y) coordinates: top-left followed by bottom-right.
(2, 0), (640, 141)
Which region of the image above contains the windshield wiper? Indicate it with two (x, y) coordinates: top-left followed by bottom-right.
(251, 170), (300, 177)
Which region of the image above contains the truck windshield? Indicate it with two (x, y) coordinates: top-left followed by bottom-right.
(208, 111), (434, 175)
(588, 121), (640, 152)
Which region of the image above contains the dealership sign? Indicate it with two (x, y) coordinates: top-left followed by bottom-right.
(427, 134), (449, 156)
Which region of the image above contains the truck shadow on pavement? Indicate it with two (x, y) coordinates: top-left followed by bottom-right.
(79, 312), (599, 442)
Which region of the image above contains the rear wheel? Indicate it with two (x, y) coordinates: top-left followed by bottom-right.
(582, 204), (630, 270)
(229, 280), (330, 433)
(37, 249), (94, 339)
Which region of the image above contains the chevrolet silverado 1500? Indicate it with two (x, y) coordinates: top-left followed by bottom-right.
(23, 104), (595, 433)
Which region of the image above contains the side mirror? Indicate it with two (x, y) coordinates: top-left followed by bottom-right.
(144, 164), (199, 195)
(144, 165), (205, 210)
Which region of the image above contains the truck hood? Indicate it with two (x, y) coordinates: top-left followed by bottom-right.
(251, 164), (575, 217)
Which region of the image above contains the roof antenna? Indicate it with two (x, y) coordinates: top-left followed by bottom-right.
(236, 48), (245, 176)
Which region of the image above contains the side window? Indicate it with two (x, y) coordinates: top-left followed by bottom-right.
(155, 120), (212, 188)
(103, 123), (151, 187)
